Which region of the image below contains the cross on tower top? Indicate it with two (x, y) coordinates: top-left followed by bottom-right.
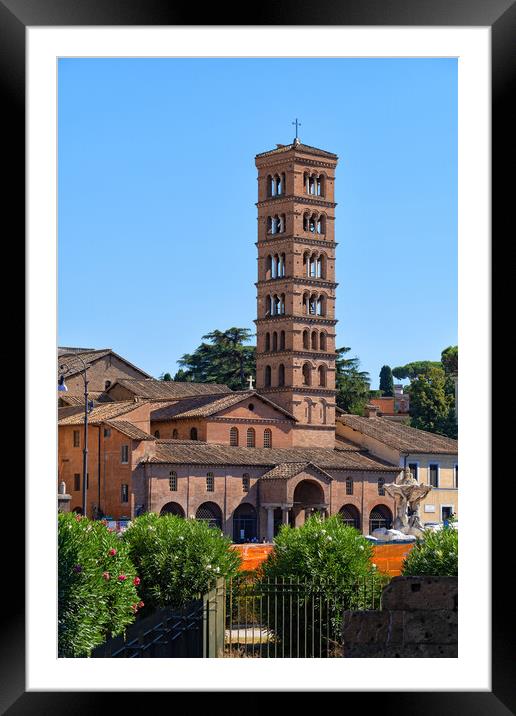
(292, 118), (301, 141)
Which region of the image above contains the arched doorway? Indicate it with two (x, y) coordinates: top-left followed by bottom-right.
(233, 503), (257, 543)
(196, 502), (223, 530)
(160, 502), (185, 518)
(339, 504), (360, 530)
(369, 504), (393, 533)
(292, 480), (326, 526)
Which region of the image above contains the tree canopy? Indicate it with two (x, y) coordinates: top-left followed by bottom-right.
(335, 347), (371, 415)
(173, 328), (256, 391)
(379, 365), (394, 396)
(392, 361), (441, 381)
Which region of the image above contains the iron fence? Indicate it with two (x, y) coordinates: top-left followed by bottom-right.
(224, 575), (387, 658)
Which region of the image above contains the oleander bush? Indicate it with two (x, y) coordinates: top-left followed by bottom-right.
(122, 512), (241, 610)
(256, 514), (387, 656)
(58, 513), (141, 657)
(401, 525), (458, 577)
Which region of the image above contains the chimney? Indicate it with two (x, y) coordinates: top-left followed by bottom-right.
(363, 404), (379, 418)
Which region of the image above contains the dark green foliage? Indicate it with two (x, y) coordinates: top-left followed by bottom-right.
(58, 513), (140, 657)
(392, 361), (441, 381)
(379, 365), (394, 396)
(409, 366), (456, 438)
(176, 327), (256, 390)
(257, 515), (387, 656)
(159, 372), (172, 381)
(441, 345), (458, 376)
(122, 513), (241, 610)
(335, 346), (371, 414)
(402, 527), (458, 577)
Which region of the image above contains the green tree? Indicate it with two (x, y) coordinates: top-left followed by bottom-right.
(441, 345), (458, 376)
(122, 513), (241, 610)
(379, 365), (394, 396)
(335, 346), (370, 414)
(177, 327), (256, 390)
(158, 372), (173, 381)
(408, 366), (456, 438)
(402, 527), (458, 577)
(392, 361), (441, 381)
(58, 513), (141, 657)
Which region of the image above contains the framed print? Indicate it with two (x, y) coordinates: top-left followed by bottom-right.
(3, 0), (513, 710)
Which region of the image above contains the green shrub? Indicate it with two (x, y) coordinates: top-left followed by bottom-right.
(58, 513), (141, 657)
(122, 513), (241, 610)
(402, 526), (458, 576)
(256, 514), (387, 656)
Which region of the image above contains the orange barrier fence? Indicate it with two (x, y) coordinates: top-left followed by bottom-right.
(231, 541), (415, 577)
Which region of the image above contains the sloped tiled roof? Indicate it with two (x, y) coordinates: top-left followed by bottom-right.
(150, 390), (296, 422)
(146, 443), (397, 472)
(57, 348), (151, 379)
(58, 391), (114, 407)
(58, 401), (141, 426)
(338, 415), (458, 454)
(105, 420), (156, 441)
(256, 141), (338, 160)
(108, 378), (231, 400)
(260, 462), (333, 481)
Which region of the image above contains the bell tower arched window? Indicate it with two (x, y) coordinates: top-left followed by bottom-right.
(264, 365), (272, 387)
(302, 363), (311, 386)
(278, 364), (285, 386)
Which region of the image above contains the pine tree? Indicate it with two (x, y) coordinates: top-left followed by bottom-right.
(379, 365), (394, 396)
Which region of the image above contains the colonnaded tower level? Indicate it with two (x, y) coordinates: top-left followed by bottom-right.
(254, 136), (338, 447)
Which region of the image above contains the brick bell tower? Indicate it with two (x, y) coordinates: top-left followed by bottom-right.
(254, 134), (338, 447)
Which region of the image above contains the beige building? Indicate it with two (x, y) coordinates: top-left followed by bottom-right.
(336, 405), (458, 524)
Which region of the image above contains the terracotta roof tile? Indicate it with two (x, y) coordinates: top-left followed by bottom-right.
(338, 415), (458, 454)
(151, 391), (296, 421)
(105, 420), (156, 441)
(146, 443), (397, 472)
(108, 378), (232, 400)
(58, 401), (141, 426)
(256, 142), (338, 159)
(58, 391), (114, 407)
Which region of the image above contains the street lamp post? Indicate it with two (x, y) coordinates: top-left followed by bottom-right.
(58, 354), (90, 517)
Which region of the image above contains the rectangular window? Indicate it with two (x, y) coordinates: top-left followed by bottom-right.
(74, 474), (80, 491)
(73, 430), (80, 448)
(408, 463), (419, 481)
(242, 474), (250, 493)
(121, 445), (129, 464)
(104, 428), (111, 438)
(169, 472), (178, 491)
(429, 464), (439, 488)
(121, 484), (129, 503)
(206, 473), (214, 492)
(345, 478), (353, 495)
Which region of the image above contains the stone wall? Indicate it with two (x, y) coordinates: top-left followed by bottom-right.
(342, 576), (458, 657)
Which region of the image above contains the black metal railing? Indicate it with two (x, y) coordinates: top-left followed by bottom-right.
(224, 575), (388, 658)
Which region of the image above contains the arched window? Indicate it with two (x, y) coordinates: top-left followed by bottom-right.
(309, 295), (317, 315)
(311, 331), (317, 350)
(318, 365), (327, 387)
(378, 477), (385, 496)
(266, 174), (273, 197)
(190, 427), (198, 441)
(172, 429), (179, 439)
(369, 505), (393, 532)
(309, 254), (316, 277)
(278, 364), (285, 386)
(264, 365), (272, 387)
(160, 502), (184, 518)
(303, 213), (309, 232)
(169, 471), (178, 491)
(339, 504), (360, 529)
(303, 329), (309, 349)
(272, 331), (278, 351)
(319, 332), (327, 351)
(316, 295), (324, 316)
(316, 255), (324, 278)
(263, 428), (272, 448)
(279, 253), (286, 277)
(345, 477), (353, 495)
(154, 430), (160, 439)
(265, 332), (270, 352)
(247, 428), (256, 448)
(280, 330), (285, 350)
(309, 215), (316, 233)
(302, 363), (311, 386)
(196, 502), (222, 529)
(230, 427), (239, 446)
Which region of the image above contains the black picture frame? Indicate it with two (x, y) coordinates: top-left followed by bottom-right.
(4, 0), (511, 711)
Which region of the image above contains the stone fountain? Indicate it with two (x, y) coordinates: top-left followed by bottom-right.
(369, 467), (433, 542)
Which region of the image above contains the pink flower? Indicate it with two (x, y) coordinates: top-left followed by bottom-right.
(133, 576), (141, 586)
(108, 548), (117, 556)
(131, 603), (138, 612)
(118, 574), (127, 581)
(138, 601), (144, 608)
(102, 572), (110, 580)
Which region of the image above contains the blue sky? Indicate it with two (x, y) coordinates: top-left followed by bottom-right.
(58, 58), (457, 389)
